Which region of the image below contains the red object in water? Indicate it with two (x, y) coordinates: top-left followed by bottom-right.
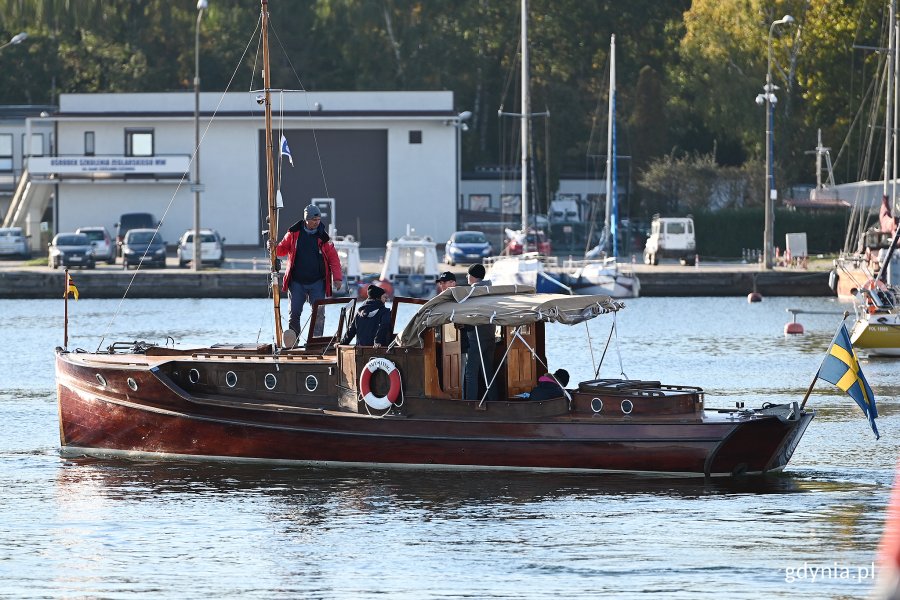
(784, 322), (804, 335)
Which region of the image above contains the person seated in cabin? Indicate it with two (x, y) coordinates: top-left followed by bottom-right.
(340, 284), (392, 346)
(528, 369), (570, 401)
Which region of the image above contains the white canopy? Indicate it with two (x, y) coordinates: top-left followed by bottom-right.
(399, 285), (624, 347)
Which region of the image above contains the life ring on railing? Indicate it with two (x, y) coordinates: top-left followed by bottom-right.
(359, 357), (402, 410)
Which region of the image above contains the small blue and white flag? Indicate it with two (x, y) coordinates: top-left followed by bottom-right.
(280, 134), (293, 166)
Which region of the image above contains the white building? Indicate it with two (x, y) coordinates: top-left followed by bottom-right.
(7, 91), (461, 251)
(0, 105), (55, 220)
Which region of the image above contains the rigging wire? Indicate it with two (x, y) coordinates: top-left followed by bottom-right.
(95, 15), (263, 352)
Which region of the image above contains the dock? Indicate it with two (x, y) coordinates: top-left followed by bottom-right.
(0, 252), (833, 299)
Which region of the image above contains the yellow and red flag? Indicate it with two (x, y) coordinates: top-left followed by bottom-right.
(65, 271), (79, 301)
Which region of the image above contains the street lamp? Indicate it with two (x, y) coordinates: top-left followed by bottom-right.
(193, 0), (208, 272)
(452, 111), (472, 230)
(757, 14), (795, 269)
(0, 32), (28, 52)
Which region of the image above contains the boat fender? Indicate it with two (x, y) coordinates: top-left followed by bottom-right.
(360, 357), (402, 410)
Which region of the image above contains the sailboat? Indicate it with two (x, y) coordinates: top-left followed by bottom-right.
(841, 1), (900, 355)
(559, 34), (640, 298)
(486, 13), (639, 297)
(832, 0), (900, 299)
(54, 0), (814, 477)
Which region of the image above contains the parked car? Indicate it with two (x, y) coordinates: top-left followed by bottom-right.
(0, 226), (30, 259)
(177, 228), (225, 267)
(121, 228), (167, 269)
(444, 230), (492, 266)
(48, 233), (95, 269)
(643, 215), (696, 266)
(75, 226), (116, 264)
(505, 229), (551, 256)
(115, 212), (157, 257)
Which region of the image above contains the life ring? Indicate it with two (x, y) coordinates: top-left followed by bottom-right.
(359, 357), (402, 410)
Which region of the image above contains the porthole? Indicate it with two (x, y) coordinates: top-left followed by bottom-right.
(188, 369), (200, 384)
(264, 373), (277, 390)
(95, 373), (107, 387)
(305, 375), (318, 392)
(127, 377), (138, 392)
(590, 397), (603, 413)
(225, 371), (238, 388)
(621, 399), (633, 415)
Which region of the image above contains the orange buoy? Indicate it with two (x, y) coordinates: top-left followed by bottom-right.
(747, 292), (763, 303)
(784, 322), (804, 335)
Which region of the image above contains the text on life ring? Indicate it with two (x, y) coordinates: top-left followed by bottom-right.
(360, 357), (401, 410)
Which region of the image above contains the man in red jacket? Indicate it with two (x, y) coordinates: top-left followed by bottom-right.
(275, 204), (343, 344)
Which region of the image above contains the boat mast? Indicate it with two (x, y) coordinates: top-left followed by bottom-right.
(884, 0), (896, 215)
(261, 0), (284, 344)
(520, 0), (530, 251)
(604, 35), (617, 259)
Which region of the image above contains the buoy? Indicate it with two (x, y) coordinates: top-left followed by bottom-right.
(784, 322), (804, 335)
(747, 292), (762, 303)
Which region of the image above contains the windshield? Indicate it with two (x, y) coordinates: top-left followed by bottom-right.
(0, 228), (23, 238)
(56, 235), (89, 246)
(455, 233), (487, 244)
(127, 231), (160, 245)
(79, 230), (105, 242)
(184, 233), (217, 243)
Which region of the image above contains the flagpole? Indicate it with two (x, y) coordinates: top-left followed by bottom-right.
(64, 268), (69, 349)
(800, 311), (850, 409)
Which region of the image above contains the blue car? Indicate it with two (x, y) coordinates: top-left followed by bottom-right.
(121, 228), (167, 270)
(444, 230), (492, 266)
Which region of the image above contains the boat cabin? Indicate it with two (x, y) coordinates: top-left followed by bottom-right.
(379, 231), (440, 298)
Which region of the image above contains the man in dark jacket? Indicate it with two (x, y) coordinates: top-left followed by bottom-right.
(529, 369), (570, 401)
(462, 263), (498, 402)
(341, 284), (392, 346)
(275, 204), (343, 343)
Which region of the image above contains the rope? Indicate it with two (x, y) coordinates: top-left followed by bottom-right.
(477, 325), (518, 408)
(594, 320), (615, 379)
(585, 320), (597, 376)
(612, 312), (628, 379)
(95, 16), (263, 352)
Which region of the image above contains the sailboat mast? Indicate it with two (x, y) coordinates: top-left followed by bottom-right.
(884, 0), (895, 207)
(261, 0), (284, 344)
(605, 35), (617, 258)
(520, 0), (530, 250)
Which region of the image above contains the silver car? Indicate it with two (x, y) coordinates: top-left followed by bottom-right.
(0, 227), (30, 259)
(75, 226), (116, 264)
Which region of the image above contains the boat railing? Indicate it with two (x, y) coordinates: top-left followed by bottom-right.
(485, 253), (559, 268)
(578, 378), (703, 397)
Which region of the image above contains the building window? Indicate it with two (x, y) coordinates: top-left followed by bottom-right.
(0, 134), (11, 172)
(84, 131), (95, 156)
(21, 133), (43, 157)
(125, 128), (154, 156)
(409, 130), (422, 144)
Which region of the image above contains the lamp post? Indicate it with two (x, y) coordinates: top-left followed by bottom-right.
(453, 111), (471, 231)
(756, 14), (794, 269)
(193, 0), (208, 272)
(0, 32), (28, 52)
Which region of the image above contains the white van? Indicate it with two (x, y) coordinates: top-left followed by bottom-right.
(643, 216), (696, 266)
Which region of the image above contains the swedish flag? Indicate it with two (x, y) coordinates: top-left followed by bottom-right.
(818, 324), (879, 439)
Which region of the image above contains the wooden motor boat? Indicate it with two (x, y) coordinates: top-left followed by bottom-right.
(54, 0), (812, 478)
(56, 286), (813, 477)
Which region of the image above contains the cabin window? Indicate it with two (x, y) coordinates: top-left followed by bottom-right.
(125, 128), (154, 156)
(397, 247), (426, 275)
(667, 222), (686, 235)
(409, 130), (422, 144)
(0, 134), (11, 172)
(84, 131), (95, 156)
